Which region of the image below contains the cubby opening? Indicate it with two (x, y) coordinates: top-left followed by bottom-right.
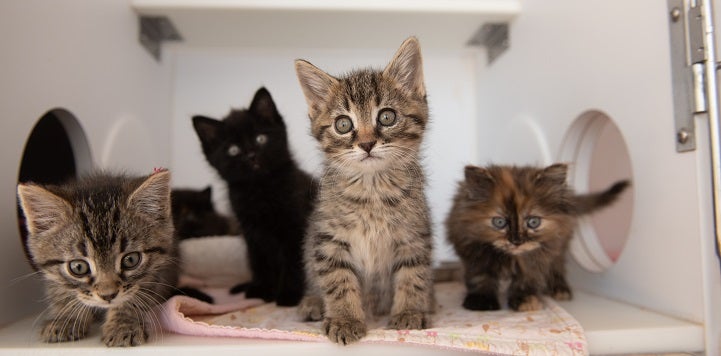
(559, 110), (634, 273)
(16, 109), (92, 265)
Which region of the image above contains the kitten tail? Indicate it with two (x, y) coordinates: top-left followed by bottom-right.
(573, 180), (631, 215)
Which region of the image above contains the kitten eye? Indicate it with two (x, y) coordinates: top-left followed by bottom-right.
(377, 109), (397, 127)
(491, 217), (507, 229)
(334, 116), (353, 134)
(68, 260), (90, 277)
(227, 144), (240, 157)
(526, 216), (542, 229)
(121, 252), (142, 270)
(255, 134), (268, 145)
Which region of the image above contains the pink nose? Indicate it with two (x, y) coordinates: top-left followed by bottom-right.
(358, 141), (376, 153)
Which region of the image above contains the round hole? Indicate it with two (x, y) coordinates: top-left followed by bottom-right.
(17, 109), (92, 266)
(559, 110), (634, 272)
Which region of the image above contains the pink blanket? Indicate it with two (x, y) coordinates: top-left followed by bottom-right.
(159, 282), (588, 355)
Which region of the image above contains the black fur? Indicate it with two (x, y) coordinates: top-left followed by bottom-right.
(192, 87), (316, 306)
(171, 186), (237, 240)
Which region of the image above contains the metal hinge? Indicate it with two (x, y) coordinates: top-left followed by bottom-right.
(668, 0), (709, 152)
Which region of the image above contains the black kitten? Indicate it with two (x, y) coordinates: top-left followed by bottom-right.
(171, 186), (238, 240)
(192, 87), (315, 306)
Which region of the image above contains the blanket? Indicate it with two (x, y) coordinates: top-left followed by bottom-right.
(159, 281), (588, 355)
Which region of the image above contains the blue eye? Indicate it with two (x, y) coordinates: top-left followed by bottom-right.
(256, 134), (268, 145)
(68, 260), (90, 277)
(227, 144), (240, 156)
(121, 252), (141, 270)
(377, 109), (397, 126)
(334, 116), (353, 134)
(491, 217), (507, 229)
(526, 216), (541, 229)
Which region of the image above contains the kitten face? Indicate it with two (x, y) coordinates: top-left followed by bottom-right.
(193, 88), (290, 181)
(18, 171), (175, 309)
(295, 38), (428, 174)
(460, 164), (575, 255)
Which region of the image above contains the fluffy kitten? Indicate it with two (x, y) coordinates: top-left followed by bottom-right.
(192, 87), (315, 306)
(446, 164), (630, 311)
(171, 186), (238, 240)
(17, 170), (176, 347)
(295, 37), (434, 345)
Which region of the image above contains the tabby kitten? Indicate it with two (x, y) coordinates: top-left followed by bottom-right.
(192, 87), (315, 306)
(17, 170), (176, 347)
(295, 37), (434, 345)
(446, 164), (630, 312)
(171, 186), (238, 240)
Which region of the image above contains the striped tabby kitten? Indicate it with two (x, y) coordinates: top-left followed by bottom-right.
(295, 37), (434, 345)
(17, 170), (176, 347)
(446, 164), (629, 311)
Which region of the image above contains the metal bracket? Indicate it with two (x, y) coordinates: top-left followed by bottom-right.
(139, 16), (182, 61)
(667, 0), (706, 152)
(467, 23), (509, 64)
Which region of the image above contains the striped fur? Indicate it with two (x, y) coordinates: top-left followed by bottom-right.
(17, 171), (177, 347)
(446, 164), (630, 311)
(295, 37), (434, 345)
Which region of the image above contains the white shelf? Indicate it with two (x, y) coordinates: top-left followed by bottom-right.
(130, 0), (521, 49)
(0, 290), (703, 355)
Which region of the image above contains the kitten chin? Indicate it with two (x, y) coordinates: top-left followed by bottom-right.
(17, 170), (178, 347)
(446, 163), (630, 312)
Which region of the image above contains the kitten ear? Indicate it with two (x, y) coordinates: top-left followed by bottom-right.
(537, 164), (568, 185)
(383, 36), (426, 98)
(127, 170), (171, 221)
(464, 165), (494, 200)
(192, 116), (223, 146)
(17, 184), (73, 236)
(295, 59), (339, 119)
(249, 87), (280, 122)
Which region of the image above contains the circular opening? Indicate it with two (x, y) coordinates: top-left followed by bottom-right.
(17, 109), (92, 265)
(559, 110), (634, 273)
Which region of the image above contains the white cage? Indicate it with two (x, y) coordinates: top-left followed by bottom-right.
(0, 0), (719, 354)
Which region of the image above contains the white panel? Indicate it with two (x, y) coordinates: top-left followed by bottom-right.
(0, 0), (173, 325)
(170, 46), (479, 263)
(476, 0), (706, 323)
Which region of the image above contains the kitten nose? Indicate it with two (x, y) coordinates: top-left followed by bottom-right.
(358, 141), (376, 153)
(99, 291), (118, 302)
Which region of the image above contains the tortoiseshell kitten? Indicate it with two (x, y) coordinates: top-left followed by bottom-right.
(171, 186), (238, 240)
(446, 164), (629, 311)
(17, 170), (176, 347)
(192, 87), (315, 306)
(295, 37), (434, 345)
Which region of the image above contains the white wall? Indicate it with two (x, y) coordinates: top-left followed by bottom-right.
(0, 1), (173, 325)
(169, 44), (480, 263)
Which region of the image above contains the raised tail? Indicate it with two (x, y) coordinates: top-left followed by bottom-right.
(573, 180), (631, 215)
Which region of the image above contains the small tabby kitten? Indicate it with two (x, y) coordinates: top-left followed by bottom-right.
(171, 186), (238, 240)
(295, 37), (434, 345)
(17, 170), (176, 347)
(446, 164), (630, 311)
(192, 87), (315, 306)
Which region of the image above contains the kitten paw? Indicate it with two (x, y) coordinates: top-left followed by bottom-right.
(511, 295), (543, 312)
(102, 321), (147, 347)
(462, 293), (500, 311)
(388, 310), (428, 330)
(550, 283), (573, 301)
(298, 295), (324, 321)
(323, 317), (367, 345)
(41, 320), (88, 343)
